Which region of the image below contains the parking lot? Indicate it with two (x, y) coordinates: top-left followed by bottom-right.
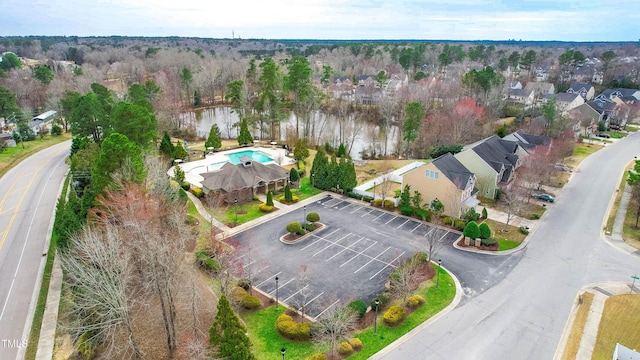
(228, 195), (461, 319)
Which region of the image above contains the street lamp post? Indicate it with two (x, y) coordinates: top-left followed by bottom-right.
(234, 199), (238, 225)
(374, 298), (380, 335)
(280, 347), (286, 360)
(312, 173), (315, 193)
(436, 259), (442, 290)
(303, 205), (307, 229)
(275, 276), (279, 310)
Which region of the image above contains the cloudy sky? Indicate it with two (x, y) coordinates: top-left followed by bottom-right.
(2, 0), (639, 41)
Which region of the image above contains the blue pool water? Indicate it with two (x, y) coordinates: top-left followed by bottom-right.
(226, 150), (273, 165)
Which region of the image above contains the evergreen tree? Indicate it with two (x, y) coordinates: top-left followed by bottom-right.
(463, 221), (480, 240)
(194, 89), (202, 107)
(173, 165), (185, 183)
(478, 222), (491, 239)
(205, 124), (222, 150)
(311, 148), (329, 190)
(284, 184), (293, 202)
(399, 184), (412, 208)
(91, 133), (145, 194)
(482, 207), (488, 219)
(327, 154), (338, 190)
(289, 167), (300, 185)
(337, 157), (357, 192)
(293, 138), (309, 161)
(412, 190), (423, 209)
(337, 143), (346, 157)
(266, 191), (274, 207)
(173, 140), (188, 160)
(237, 118), (253, 146)
(209, 294), (255, 360)
(159, 131), (175, 158)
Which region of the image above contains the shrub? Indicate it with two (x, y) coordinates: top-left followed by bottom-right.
(276, 314), (311, 340)
(289, 167), (300, 183)
(296, 227), (305, 235)
(286, 222), (302, 234)
(195, 249), (219, 271)
(478, 222), (491, 239)
(307, 354), (329, 360)
(463, 221), (480, 238)
(441, 216), (452, 225)
(279, 195), (300, 203)
(303, 223), (315, 232)
(415, 208), (431, 221)
(239, 294), (262, 309)
(190, 187), (204, 198)
(348, 299), (368, 319)
(464, 208), (480, 222)
(453, 219), (466, 231)
(362, 195), (374, 202)
(530, 213), (541, 220)
(374, 199), (383, 206)
(383, 305), (406, 326)
(482, 207), (488, 219)
(349, 338), (363, 351)
(519, 226), (530, 235)
(383, 199), (395, 208)
(406, 295), (426, 309)
(258, 203), (275, 213)
(51, 124), (63, 135)
(284, 184), (293, 202)
(237, 278), (251, 290)
(338, 341), (353, 355)
(306, 212), (320, 223)
(180, 181), (191, 190)
(400, 206), (414, 216)
(393, 189), (401, 198)
(481, 237), (497, 246)
(266, 191), (274, 206)
(371, 294), (390, 310)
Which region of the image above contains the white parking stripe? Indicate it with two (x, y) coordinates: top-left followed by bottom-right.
(384, 216), (396, 225)
(284, 285), (309, 303)
(313, 233), (352, 256)
(350, 205), (363, 214)
(411, 223), (422, 232)
(397, 219), (410, 229)
(361, 208), (375, 217)
(369, 251), (405, 280)
(339, 242), (378, 267)
(305, 292), (324, 307)
(325, 236), (363, 261)
(314, 299), (340, 320)
(374, 212), (385, 221)
(256, 271), (281, 287)
(354, 247), (391, 274)
(300, 228), (339, 250)
(267, 278), (295, 295)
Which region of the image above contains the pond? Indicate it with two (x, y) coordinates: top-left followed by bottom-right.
(181, 107), (400, 160)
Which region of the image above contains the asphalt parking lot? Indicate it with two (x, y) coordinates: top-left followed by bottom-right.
(228, 195), (461, 319)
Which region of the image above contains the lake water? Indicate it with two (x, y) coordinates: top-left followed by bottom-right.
(182, 107), (399, 159)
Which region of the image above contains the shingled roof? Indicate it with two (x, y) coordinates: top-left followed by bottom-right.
(432, 153), (475, 190)
(200, 160), (288, 193)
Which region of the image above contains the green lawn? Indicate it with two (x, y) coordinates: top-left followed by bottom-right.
(213, 200), (268, 225)
(591, 295), (640, 360)
(0, 133), (71, 178)
(293, 176), (321, 201)
(498, 239), (521, 251)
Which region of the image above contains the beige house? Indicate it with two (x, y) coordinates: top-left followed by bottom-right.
(402, 153), (479, 219)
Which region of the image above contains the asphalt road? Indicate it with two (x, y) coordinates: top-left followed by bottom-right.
(0, 140), (70, 360)
(379, 133), (640, 360)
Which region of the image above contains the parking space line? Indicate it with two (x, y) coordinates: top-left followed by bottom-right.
(267, 278), (295, 295)
(300, 229), (339, 250)
(397, 219), (410, 229)
(410, 223), (422, 232)
(361, 208), (375, 217)
(323, 199), (340, 207)
(284, 285), (309, 303)
(242, 260), (256, 269)
(256, 271), (281, 287)
(305, 292), (324, 307)
(313, 233), (352, 256)
(314, 299), (340, 320)
(384, 216), (397, 225)
(339, 242), (378, 267)
(424, 227), (435, 238)
(374, 212), (385, 221)
(255, 265), (270, 274)
(233, 253), (247, 262)
(354, 247), (391, 274)
(349, 205), (363, 214)
(325, 236), (364, 261)
(342, 203), (356, 211)
(369, 251), (405, 280)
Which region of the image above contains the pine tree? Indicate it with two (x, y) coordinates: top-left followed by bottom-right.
(337, 143), (346, 157)
(311, 147), (329, 190)
(284, 184), (293, 202)
(399, 184), (412, 208)
(289, 167), (300, 185)
(463, 221), (480, 239)
(209, 294), (255, 360)
(205, 124), (222, 150)
(266, 191), (274, 207)
(159, 132), (174, 158)
(173, 140), (188, 160)
(237, 118), (253, 146)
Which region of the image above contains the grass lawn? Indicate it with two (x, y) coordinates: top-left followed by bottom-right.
(565, 143), (603, 168)
(243, 307), (321, 360)
(622, 200), (640, 250)
(591, 294), (640, 360)
(606, 166), (631, 235)
(560, 292), (594, 360)
(483, 219), (527, 251)
(354, 159), (417, 184)
(0, 133), (71, 178)
(208, 200), (267, 226)
(293, 176), (321, 201)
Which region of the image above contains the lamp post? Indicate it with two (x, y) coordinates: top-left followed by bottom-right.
(234, 199), (238, 225)
(280, 347), (286, 360)
(275, 276), (279, 311)
(312, 173), (315, 193)
(436, 259), (442, 290)
(303, 205), (307, 229)
(374, 298), (380, 336)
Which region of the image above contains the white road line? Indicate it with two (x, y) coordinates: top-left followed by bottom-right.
(342, 203), (355, 211)
(284, 285), (309, 303)
(0, 279), (16, 321)
(411, 223), (422, 232)
(397, 219), (410, 229)
(424, 227), (435, 238)
(268, 278), (295, 295)
(305, 292), (324, 306)
(350, 205), (362, 214)
(314, 299), (340, 320)
(369, 251), (405, 280)
(256, 272), (281, 287)
(354, 247), (391, 274)
(233, 254), (247, 262)
(361, 208), (375, 217)
(300, 228), (340, 250)
(339, 241), (378, 268)
(325, 236), (363, 261)
(438, 231), (449, 241)
(255, 265), (270, 274)
(313, 233), (352, 256)
(242, 260), (256, 269)
(373, 212), (385, 221)
(384, 216), (397, 225)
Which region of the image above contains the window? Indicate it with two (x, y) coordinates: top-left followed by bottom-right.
(425, 169), (439, 179)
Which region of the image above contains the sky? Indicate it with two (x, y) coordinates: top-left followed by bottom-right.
(2, 0), (639, 42)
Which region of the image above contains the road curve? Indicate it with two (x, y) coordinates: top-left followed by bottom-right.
(0, 140), (70, 360)
(379, 132), (640, 360)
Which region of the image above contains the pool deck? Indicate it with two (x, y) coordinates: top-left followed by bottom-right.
(169, 145), (296, 187)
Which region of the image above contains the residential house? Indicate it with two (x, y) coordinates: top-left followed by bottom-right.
(509, 80), (523, 89)
(568, 103), (604, 136)
(200, 157), (289, 206)
(355, 75), (382, 105)
(598, 88), (640, 104)
(455, 136), (521, 199)
(331, 77), (354, 100)
(535, 66), (549, 81)
(384, 74), (408, 97)
(569, 65), (597, 83)
(507, 88), (535, 106)
(586, 99), (620, 127)
(524, 81), (555, 106)
(567, 83), (595, 100)
(612, 343), (640, 360)
(358, 75), (376, 87)
(551, 92), (585, 115)
(502, 130), (552, 156)
(402, 153), (479, 218)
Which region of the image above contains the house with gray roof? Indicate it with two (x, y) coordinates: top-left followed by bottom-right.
(567, 83), (595, 100)
(502, 130), (552, 156)
(550, 92), (585, 115)
(200, 157), (289, 206)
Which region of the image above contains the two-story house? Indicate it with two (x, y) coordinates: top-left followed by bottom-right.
(551, 92), (585, 115)
(524, 81), (555, 106)
(402, 153), (479, 219)
(567, 83), (595, 101)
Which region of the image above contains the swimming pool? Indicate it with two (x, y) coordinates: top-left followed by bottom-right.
(226, 150), (274, 164)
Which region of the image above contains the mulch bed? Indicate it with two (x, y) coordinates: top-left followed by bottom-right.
(455, 238), (498, 251)
(282, 223), (322, 242)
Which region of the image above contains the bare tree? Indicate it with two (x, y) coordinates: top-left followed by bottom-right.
(498, 187), (520, 231)
(312, 304), (357, 357)
(388, 253), (421, 303)
(423, 227), (448, 263)
(291, 265), (312, 323)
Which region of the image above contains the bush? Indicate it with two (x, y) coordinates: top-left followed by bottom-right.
(306, 212), (320, 223)
(279, 195), (300, 203)
(259, 203), (275, 213)
(195, 250), (218, 271)
(237, 278), (251, 290)
(180, 181), (191, 191)
(371, 294), (390, 310)
(51, 124), (63, 135)
(519, 226), (530, 235)
(441, 216), (452, 225)
(239, 294), (262, 309)
(337, 341), (353, 355)
(266, 190), (274, 206)
(478, 222), (491, 239)
(383, 199), (395, 208)
(349, 338), (363, 351)
(406, 295), (426, 309)
(383, 305), (406, 326)
(463, 221), (480, 238)
(482, 207), (488, 219)
(530, 213), (541, 220)
(276, 314), (311, 340)
(400, 206), (414, 216)
(481, 237), (497, 246)
(286, 222), (302, 234)
(415, 208), (431, 221)
(463, 208), (480, 222)
(453, 219), (466, 231)
(348, 299), (368, 319)
(362, 195), (374, 202)
(374, 199), (383, 206)
(307, 354), (329, 360)
(190, 187), (204, 198)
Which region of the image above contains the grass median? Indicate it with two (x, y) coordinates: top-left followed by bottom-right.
(0, 133), (71, 178)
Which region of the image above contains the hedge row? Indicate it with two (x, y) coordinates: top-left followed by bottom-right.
(276, 314), (311, 340)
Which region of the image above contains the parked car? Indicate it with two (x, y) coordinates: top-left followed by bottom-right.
(597, 133), (611, 138)
(554, 163), (571, 172)
(532, 193), (555, 203)
(609, 124), (621, 131)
